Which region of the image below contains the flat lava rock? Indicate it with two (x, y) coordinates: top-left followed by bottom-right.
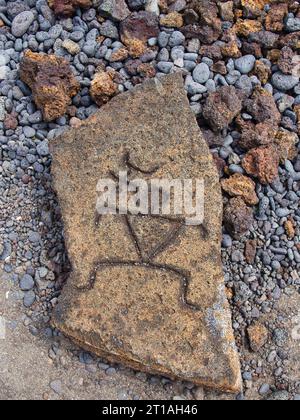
(51, 74), (242, 393)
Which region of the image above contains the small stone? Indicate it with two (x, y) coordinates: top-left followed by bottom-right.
(284, 220), (295, 239)
(218, 1), (234, 22)
(247, 323), (268, 352)
(23, 291), (35, 308)
(224, 197), (254, 239)
(242, 145), (279, 185)
(160, 12), (183, 28)
(49, 379), (62, 395)
(90, 71), (118, 106)
(245, 239), (257, 264)
(267, 391), (289, 401)
(285, 17), (300, 33)
(20, 274), (34, 291)
(168, 31), (185, 47)
(20, 51), (79, 122)
(11, 11), (35, 37)
(202, 86), (242, 132)
(62, 39), (80, 55)
(259, 384), (270, 396)
(235, 55), (256, 74)
(254, 60), (271, 84)
(221, 174), (259, 206)
(192, 63), (210, 84)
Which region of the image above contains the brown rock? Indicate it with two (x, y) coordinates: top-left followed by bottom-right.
(51, 74), (242, 393)
(267, 49), (281, 63)
(160, 12), (183, 28)
(285, 220), (295, 239)
(234, 19), (263, 37)
(278, 32), (300, 50)
(19, 50), (79, 122)
(244, 89), (281, 125)
(3, 113), (18, 131)
(239, 121), (277, 150)
(182, 24), (222, 44)
(201, 128), (225, 148)
(242, 42), (262, 59)
(202, 86), (243, 133)
(120, 11), (160, 43)
(183, 8), (199, 25)
(137, 63), (156, 79)
(211, 61), (227, 75)
(242, 145), (280, 185)
(109, 47), (129, 62)
(199, 44), (222, 60)
(278, 46), (298, 75)
(212, 153), (226, 178)
(274, 128), (299, 163)
(221, 174), (259, 206)
(265, 3), (288, 32)
(254, 60), (271, 84)
(221, 41), (241, 59)
(49, 0), (92, 17)
(125, 38), (147, 58)
(223, 197), (254, 239)
(90, 71), (118, 106)
(247, 323), (268, 352)
(244, 239), (257, 264)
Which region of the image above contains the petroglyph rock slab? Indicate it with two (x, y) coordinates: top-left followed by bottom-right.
(51, 74), (241, 392)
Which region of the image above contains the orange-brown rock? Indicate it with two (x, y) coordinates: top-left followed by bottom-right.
(241, 0), (269, 16)
(19, 50), (79, 122)
(90, 71), (118, 106)
(51, 74), (242, 393)
(285, 220), (295, 239)
(160, 12), (184, 28)
(267, 49), (281, 63)
(109, 48), (129, 62)
(137, 63), (156, 79)
(234, 19), (263, 37)
(49, 0), (92, 17)
(245, 239), (257, 264)
(125, 38), (147, 58)
(221, 174), (259, 206)
(274, 128), (299, 164)
(242, 145), (279, 185)
(223, 197), (254, 239)
(265, 3), (288, 32)
(254, 60), (271, 84)
(247, 323), (268, 352)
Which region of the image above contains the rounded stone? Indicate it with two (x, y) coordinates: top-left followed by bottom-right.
(271, 72), (299, 92)
(23, 291), (36, 307)
(235, 55), (256, 74)
(11, 11), (35, 38)
(20, 274), (34, 291)
(192, 63), (210, 84)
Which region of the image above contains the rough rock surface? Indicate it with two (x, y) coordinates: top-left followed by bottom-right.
(51, 74), (241, 393)
(98, 0), (131, 22)
(242, 145), (280, 185)
(48, 0), (92, 17)
(120, 11), (160, 43)
(202, 86), (242, 132)
(247, 323), (269, 352)
(90, 70), (118, 105)
(19, 50), (79, 122)
(223, 197), (254, 239)
(221, 174), (259, 206)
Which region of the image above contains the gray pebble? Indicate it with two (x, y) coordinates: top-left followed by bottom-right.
(11, 11), (35, 37)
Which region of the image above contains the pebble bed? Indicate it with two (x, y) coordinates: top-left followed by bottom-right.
(0, 0), (300, 400)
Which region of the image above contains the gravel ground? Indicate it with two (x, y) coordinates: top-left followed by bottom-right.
(0, 0), (300, 400)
